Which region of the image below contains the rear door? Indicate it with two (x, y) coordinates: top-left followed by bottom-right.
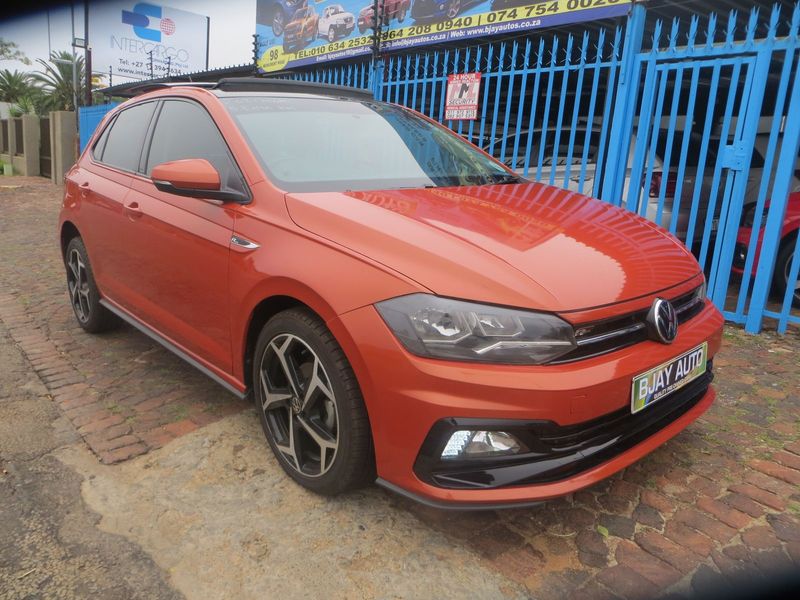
(75, 101), (157, 307)
(125, 98), (248, 373)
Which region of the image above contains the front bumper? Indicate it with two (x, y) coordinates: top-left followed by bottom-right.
(331, 298), (723, 508)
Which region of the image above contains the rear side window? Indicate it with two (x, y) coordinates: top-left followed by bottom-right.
(98, 102), (156, 172)
(92, 118), (113, 159)
(145, 100), (246, 195)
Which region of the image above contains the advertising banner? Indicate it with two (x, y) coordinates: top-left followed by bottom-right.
(256, 0), (376, 73)
(90, 1), (209, 80)
(381, 0), (632, 51)
(256, 0), (632, 73)
(445, 72), (481, 120)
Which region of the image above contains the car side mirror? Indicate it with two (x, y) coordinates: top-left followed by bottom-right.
(151, 159), (246, 202)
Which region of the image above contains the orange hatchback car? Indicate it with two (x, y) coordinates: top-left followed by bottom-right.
(59, 79), (723, 509)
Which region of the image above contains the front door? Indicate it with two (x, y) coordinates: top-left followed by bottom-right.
(122, 99), (249, 374)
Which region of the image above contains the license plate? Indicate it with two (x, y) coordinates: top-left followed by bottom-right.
(631, 342), (708, 414)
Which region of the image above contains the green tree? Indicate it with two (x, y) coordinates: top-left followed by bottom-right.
(0, 69), (33, 103)
(0, 38), (30, 64)
(31, 51), (85, 111)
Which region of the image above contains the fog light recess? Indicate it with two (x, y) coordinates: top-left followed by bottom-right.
(441, 430), (523, 459)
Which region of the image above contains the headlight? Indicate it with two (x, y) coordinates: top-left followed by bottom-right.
(375, 294), (576, 365)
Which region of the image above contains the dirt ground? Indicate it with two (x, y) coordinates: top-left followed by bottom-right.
(1, 176), (799, 599)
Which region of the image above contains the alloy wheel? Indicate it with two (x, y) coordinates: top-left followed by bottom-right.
(67, 248), (91, 323)
(259, 333), (339, 477)
(446, 0), (461, 20)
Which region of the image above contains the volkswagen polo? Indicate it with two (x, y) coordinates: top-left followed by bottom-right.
(59, 78), (723, 509)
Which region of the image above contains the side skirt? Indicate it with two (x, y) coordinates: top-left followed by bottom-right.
(99, 299), (247, 400)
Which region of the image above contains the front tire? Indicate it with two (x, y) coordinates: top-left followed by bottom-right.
(328, 27), (336, 43)
(64, 237), (118, 333)
(445, 0), (461, 19)
(253, 308), (374, 495)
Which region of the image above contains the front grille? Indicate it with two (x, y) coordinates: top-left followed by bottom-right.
(551, 285), (706, 364)
(414, 362), (713, 490)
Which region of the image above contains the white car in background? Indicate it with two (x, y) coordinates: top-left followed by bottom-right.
(318, 4), (355, 42)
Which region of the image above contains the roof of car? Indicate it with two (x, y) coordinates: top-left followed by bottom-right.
(125, 77), (374, 101)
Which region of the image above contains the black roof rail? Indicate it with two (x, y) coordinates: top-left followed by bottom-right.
(126, 77), (373, 100)
(125, 81), (217, 96)
(214, 77), (373, 99)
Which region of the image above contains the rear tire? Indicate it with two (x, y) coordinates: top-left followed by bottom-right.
(252, 307), (374, 495)
(773, 235), (800, 308)
(64, 237), (118, 333)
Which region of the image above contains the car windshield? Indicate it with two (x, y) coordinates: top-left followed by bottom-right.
(223, 96), (515, 192)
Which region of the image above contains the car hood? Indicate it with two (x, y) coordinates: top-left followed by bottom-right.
(284, 182), (701, 312)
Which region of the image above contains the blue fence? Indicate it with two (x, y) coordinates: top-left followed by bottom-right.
(283, 3), (800, 335)
(78, 103), (119, 152)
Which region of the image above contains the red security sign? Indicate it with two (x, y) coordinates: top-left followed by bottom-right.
(445, 73), (482, 121)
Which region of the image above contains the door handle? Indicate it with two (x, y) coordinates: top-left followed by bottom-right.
(79, 181), (90, 197)
(124, 201), (143, 220)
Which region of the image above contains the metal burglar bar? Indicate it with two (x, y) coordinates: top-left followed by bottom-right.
(377, 31), (624, 200)
(616, 5), (800, 333)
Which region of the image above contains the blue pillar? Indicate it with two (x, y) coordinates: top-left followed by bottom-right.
(599, 2), (647, 204)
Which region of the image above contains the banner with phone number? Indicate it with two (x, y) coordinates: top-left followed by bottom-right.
(256, 0), (632, 74)
(381, 0), (632, 51)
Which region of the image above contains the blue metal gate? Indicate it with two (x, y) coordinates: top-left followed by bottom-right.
(78, 103), (119, 152)
(272, 3), (800, 334)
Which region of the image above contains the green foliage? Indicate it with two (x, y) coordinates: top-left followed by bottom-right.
(0, 69), (33, 103)
(30, 51), (86, 112)
(0, 38), (30, 65)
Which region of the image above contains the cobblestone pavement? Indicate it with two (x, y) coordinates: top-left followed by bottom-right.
(1, 176), (799, 599)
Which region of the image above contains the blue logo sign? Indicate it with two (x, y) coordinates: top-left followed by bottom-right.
(122, 3), (167, 42)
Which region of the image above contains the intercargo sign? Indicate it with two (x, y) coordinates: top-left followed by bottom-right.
(256, 0), (632, 74)
(90, 1), (209, 80)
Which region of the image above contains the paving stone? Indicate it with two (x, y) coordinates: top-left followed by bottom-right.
(595, 565), (658, 599)
(674, 507), (737, 544)
(741, 525), (781, 549)
(720, 492), (765, 518)
(615, 539), (682, 588)
(634, 530), (702, 572)
(765, 513), (800, 543)
(632, 502), (665, 530)
(663, 521), (715, 559)
(728, 483), (786, 511)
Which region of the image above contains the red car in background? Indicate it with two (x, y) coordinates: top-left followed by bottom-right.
(734, 192), (800, 306)
(358, 0), (410, 34)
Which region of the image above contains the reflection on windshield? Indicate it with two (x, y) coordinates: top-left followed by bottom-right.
(222, 96), (515, 192)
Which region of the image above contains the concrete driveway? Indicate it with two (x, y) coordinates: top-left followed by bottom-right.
(1, 177), (798, 599)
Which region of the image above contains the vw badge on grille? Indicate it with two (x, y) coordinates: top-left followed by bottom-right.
(647, 298), (678, 344)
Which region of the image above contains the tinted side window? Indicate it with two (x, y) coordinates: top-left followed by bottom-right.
(100, 102), (156, 172)
(145, 100), (245, 194)
(92, 117), (113, 160)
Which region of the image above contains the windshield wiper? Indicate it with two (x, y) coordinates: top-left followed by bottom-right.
(487, 173), (521, 185)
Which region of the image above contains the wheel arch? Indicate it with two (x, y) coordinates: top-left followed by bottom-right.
(60, 220), (81, 258)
